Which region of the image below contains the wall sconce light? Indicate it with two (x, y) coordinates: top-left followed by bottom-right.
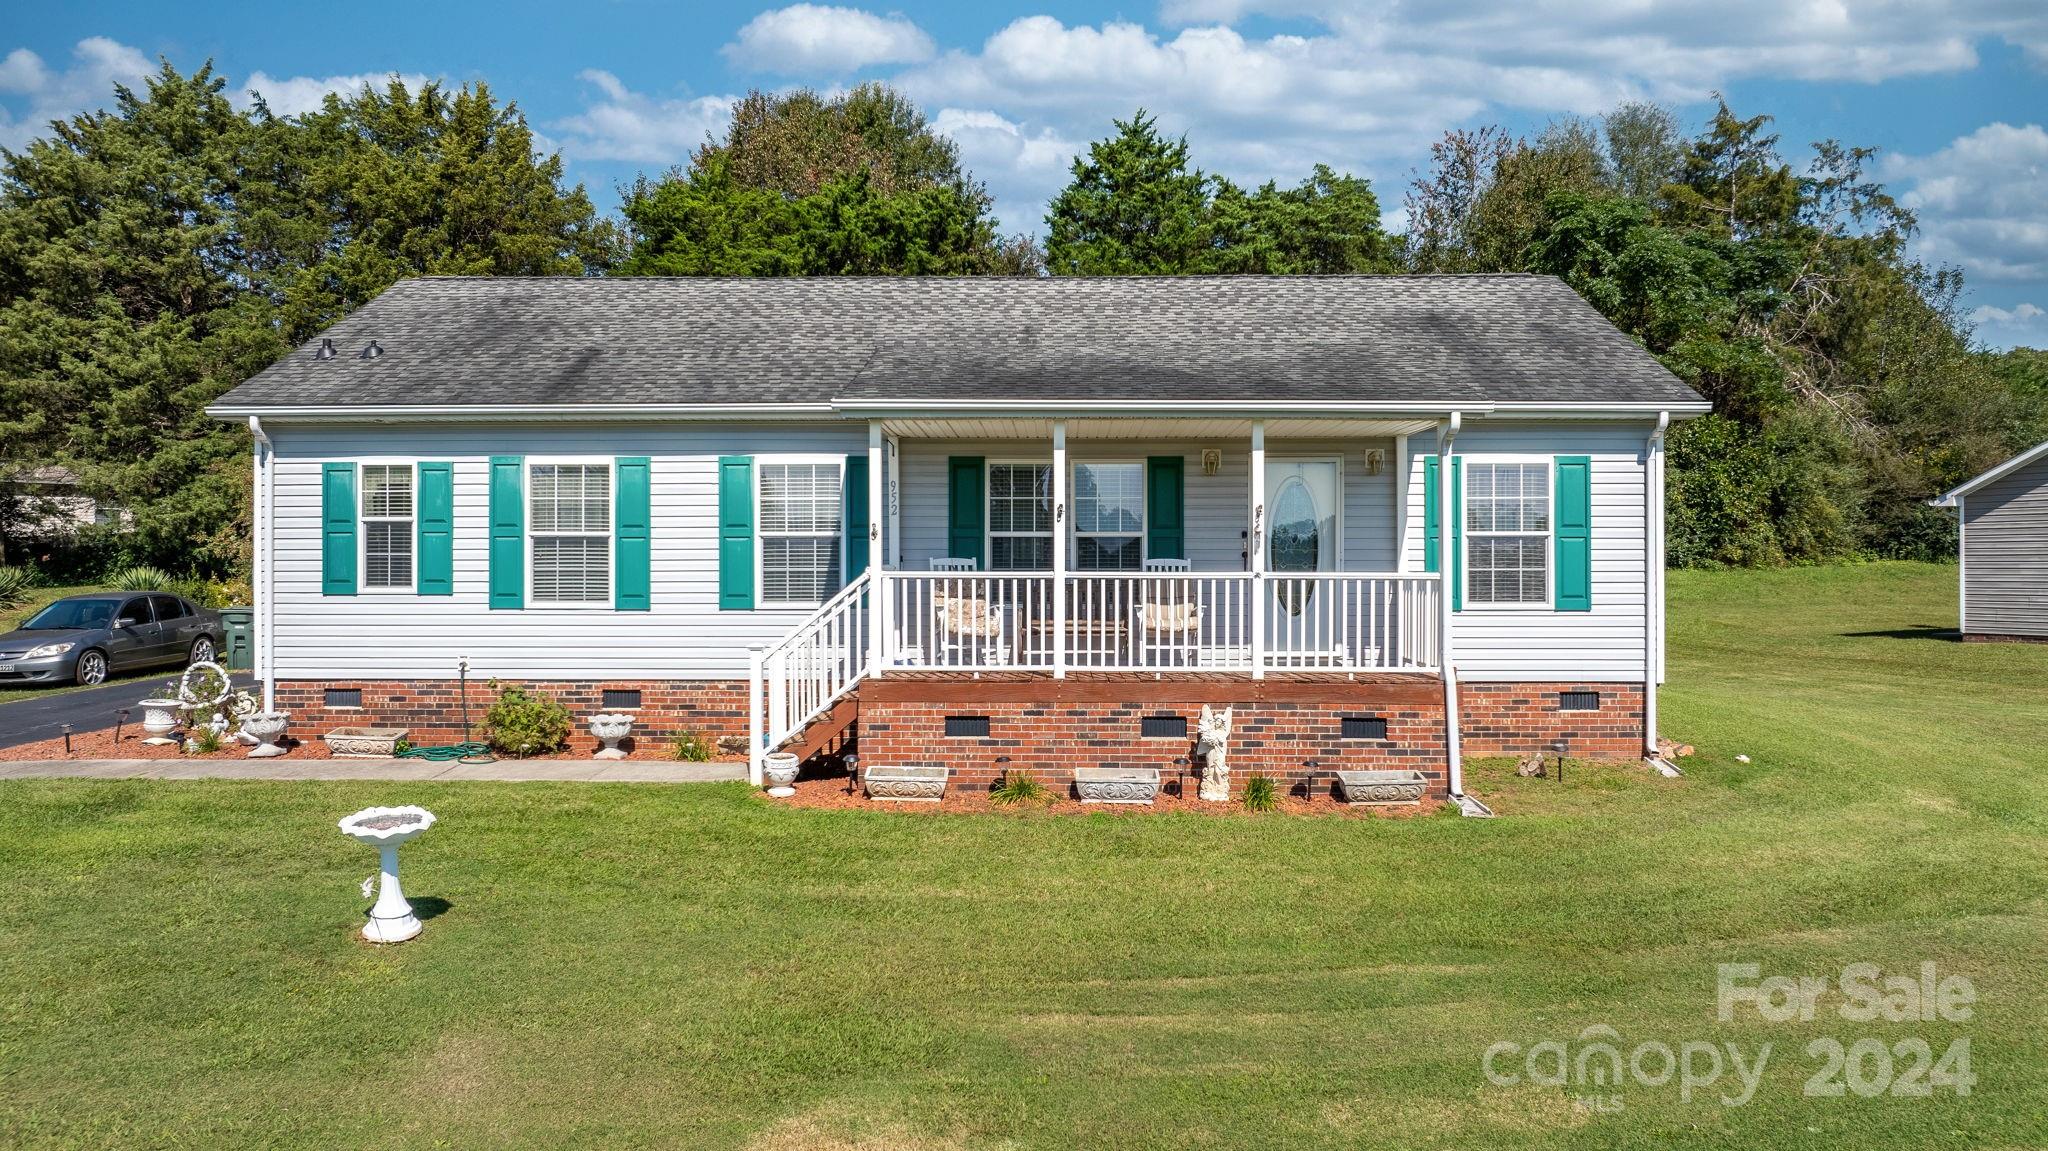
(1365, 449), (1384, 476)
(1201, 448), (1222, 476)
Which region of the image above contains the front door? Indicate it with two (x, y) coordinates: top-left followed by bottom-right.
(1265, 459), (1339, 572)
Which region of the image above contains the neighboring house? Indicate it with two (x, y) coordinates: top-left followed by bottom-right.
(2, 465), (127, 533)
(207, 275), (1709, 802)
(1933, 439), (2048, 641)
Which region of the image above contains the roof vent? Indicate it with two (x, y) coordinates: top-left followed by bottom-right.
(314, 337), (336, 361)
(358, 340), (384, 360)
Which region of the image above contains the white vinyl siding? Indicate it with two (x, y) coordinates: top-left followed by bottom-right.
(267, 422), (867, 680)
(1959, 453), (2048, 637)
(758, 460), (842, 606)
(360, 464), (414, 591)
(529, 462), (611, 606)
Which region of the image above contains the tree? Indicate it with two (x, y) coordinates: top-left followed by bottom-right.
(1205, 165), (1400, 274)
(0, 64), (616, 576)
(621, 85), (1036, 277)
(1604, 101), (1683, 202)
(1044, 111), (1212, 274)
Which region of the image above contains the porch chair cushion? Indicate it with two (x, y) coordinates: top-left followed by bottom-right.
(1135, 600), (1202, 632)
(935, 595), (1004, 638)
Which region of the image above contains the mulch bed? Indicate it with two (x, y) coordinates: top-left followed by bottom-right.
(0, 726), (746, 765)
(771, 771), (1446, 818)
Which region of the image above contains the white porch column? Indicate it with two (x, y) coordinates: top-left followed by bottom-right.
(1392, 432), (1410, 574)
(1644, 412), (1669, 756)
(248, 417), (274, 711)
(868, 420), (886, 674)
(1051, 420), (1067, 678)
(886, 432), (902, 569)
(1438, 414), (1462, 795)
(1249, 421), (1266, 679)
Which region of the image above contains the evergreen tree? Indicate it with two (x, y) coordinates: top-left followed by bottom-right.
(1044, 111), (1212, 274)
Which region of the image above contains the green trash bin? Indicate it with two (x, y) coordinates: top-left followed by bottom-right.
(219, 607), (254, 670)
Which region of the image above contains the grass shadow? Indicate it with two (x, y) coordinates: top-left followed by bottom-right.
(1839, 626), (1960, 642)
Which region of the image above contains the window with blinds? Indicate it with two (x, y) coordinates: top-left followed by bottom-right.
(1074, 461), (1143, 570)
(1465, 461), (1551, 605)
(988, 462), (1053, 570)
(530, 463), (611, 605)
(361, 464), (414, 590)
(759, 461), (842, 605)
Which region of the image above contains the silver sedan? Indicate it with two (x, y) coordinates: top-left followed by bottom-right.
(0, 593), (224, 686)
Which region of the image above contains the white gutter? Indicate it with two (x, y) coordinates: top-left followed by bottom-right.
(247, 416), (275, 712)
(1644, 412), (1672, 768)
(205, 403), (837, 423)
(205, 399), (1713, 424)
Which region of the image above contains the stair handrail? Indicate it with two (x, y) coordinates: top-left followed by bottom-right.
(749, 570), (872, 783)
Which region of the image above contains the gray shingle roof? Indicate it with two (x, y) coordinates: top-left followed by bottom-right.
(210, 274), (1705, 411)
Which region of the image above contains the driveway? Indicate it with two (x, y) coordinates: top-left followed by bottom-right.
(0, 672), (254, 749)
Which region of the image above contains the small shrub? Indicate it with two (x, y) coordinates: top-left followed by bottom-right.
(0, 565), (31, 611)
(168, 577), (239, 609)
(990, 769), (1051, 807)
(667, 731), (714, 762)
(1242, 773), (1278, 812)
(104, 564), (175, 591)
(185, 726), (225, 755)
(483, 681), (572, 757)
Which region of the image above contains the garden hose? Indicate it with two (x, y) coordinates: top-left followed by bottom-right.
(395, 742), (496, 764)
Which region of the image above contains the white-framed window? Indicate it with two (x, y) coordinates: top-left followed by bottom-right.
(529, 461), (612, 606)
(987, 461), (1053, 571)
(360, 463), (415, 591)
(1464, 459), (1551, 606)
(757, 458), (843, 606)
(1072, 461), (1144, 570)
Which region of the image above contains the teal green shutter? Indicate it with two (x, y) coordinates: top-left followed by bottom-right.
(1554, 455), (1592, 612)
(1146, 456), (1185, 560)
(417, 462), (453, 595)
(718, 456), (754, 610)
(615, 457), (651, 611)
(946, 457), (985, 569)
(1422, 456), (1440, 574)
(1451, 457), (1463, 612)
(844, 454), (870, 582)
(488, 456), (524, 609)
(321, 463), (357, 596)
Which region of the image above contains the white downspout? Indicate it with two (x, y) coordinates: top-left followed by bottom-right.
(247, 416), (274, 712)
(1438, 413), (1476, 810)
(1644, 412), (1669, 765)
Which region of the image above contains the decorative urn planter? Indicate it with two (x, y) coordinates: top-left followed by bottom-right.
(337, 805), (437, 944)
(762, 752), (800, 797)
(589, 713), (634, 760)
(322, 727), (409, 758)
(863, 764), (948, 801)
(138, 699), (182, 746)
(1334, 769), (1430, 806)
(1074, 766), (1162, 804)
(241, 711), (291, 758)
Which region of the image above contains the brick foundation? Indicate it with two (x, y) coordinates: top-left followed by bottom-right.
(1456, 682), (1646, 760)
(857, 676), (1450, 799)
(274, 679), (750, 745)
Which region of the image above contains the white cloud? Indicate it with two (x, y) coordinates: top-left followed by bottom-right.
(237, 70), (435, 117)
(1889, 122), (2048, 283)
(1970, 301), (2048, 349)
(1971, 302), (2044, 325)
(551, 70), (737, 164)
(724, 5), (935, 74)
(930, 107), (1076, 231)
(0, 36), (151, 149)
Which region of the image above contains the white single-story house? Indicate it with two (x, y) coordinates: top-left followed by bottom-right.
(207, 274), (1709, 802)
(1933, 438), (2048, 642)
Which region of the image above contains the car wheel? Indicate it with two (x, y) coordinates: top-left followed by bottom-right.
(75, 649), (108, 686)
(189, 637), (216, 666)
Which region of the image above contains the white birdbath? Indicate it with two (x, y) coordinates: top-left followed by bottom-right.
(138, 699), (181, 746)
(589, 713), (633, 760)
(242, 711), (290, 758)
(338, 806), (437, 944)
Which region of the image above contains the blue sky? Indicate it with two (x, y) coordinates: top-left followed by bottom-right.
(5, 1), (2045, 348)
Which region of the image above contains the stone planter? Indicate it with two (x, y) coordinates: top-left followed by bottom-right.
(323, 727), (410, 758)
(589, 713), (633, 760)
(138, 699), (182, 746)
(241, 711), (290, 758)
(762, 751), (800, 797)
(863, 764), (948, 801)
(1074, 766), (1161, 804)
(1334, 769), (1429, 806)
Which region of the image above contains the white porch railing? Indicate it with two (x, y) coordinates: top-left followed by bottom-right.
(876, 571), (1440, 674)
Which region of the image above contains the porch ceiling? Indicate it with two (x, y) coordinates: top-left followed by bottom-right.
(877, 416), (1442, 441)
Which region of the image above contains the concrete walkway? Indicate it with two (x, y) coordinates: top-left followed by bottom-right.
(0, 758), (748, 783)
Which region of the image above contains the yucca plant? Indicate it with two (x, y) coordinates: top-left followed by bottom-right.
(667, 731), (714, 762)
(990, 769), (1051, 807)
(0, 565), (31, 611)
(1242, 773), (1279, 813)
(103, 564), (175, 591)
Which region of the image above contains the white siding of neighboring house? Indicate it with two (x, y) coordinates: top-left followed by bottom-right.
(1399, 421), (1656, 683)
(1961, 454), (2048, 637)
(267, 422), (866, 681)
(894, 438), (1400, 573)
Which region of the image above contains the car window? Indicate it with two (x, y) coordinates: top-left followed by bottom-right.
(22, 598), (118, 630)
(118, 597), (154, 625)
(150, 595), (188, 621)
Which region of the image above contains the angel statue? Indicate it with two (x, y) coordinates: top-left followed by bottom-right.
(1196, 704), (1234, 802)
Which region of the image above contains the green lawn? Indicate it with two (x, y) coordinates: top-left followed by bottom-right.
(2, 562), (2043, 1149)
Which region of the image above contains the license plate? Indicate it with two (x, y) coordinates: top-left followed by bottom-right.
(0, 665), (13, 673)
